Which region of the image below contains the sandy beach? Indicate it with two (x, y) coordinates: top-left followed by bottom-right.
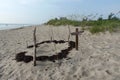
(0, 25), (120, 80)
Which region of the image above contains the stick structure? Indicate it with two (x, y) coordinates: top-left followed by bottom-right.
(68, 25), (71, 43)
(33, 27), (37, 66)
(75, 28), (79, 50)
(71, 28), (84, 50)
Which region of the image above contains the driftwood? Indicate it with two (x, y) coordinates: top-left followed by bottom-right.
(33, 27), (36, 66)
(68, 25), (71, 43)
(15, 26), (77, 66)
(76, 28), (79, 50)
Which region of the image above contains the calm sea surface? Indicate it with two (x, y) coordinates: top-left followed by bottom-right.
(0, 24), (32, 30)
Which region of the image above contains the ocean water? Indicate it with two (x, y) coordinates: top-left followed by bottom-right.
(0, 24), (32, 30)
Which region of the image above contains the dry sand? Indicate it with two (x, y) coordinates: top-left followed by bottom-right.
(0, 25), (120, 80)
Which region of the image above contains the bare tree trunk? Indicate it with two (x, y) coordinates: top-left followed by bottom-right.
(33, 27), (37, 66)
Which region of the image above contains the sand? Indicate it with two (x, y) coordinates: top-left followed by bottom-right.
(0, 25), (120, 80)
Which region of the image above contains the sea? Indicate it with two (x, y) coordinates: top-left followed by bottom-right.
(0, 24), (33, 30)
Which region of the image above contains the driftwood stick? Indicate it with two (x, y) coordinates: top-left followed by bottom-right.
(51, 27), (54, 41)
(50, 27), (57, 60)
(33, 27), (37, 66)
(68, 25), (71, 44)
(49, 26), (53, 41)
(75, 28), (79, 50)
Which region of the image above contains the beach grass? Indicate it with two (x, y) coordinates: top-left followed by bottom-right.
(46, 13), (120, 34)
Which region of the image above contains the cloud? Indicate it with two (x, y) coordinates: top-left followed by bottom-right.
(0, 0), (44, 6)
(17, 0), (44, 5)
(0, 0), (82, 7)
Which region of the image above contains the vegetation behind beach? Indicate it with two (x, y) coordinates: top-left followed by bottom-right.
(46, 13), (120, 34)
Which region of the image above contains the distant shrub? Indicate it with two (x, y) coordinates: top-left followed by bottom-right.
(89, 20), (120, 34)
(46, 13), (120, 33)
(46, 17), (81, 26)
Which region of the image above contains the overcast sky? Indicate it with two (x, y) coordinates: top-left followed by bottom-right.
(0, 0), (120, 24)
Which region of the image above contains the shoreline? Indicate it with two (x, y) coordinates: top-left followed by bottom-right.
(0, 24), (38, 30)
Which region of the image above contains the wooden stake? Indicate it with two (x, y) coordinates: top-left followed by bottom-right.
(68, 25), (71, 44)
(33, 27), (36, 66)
(76, 28), (79, 50)
(71, 28), (84, 51)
